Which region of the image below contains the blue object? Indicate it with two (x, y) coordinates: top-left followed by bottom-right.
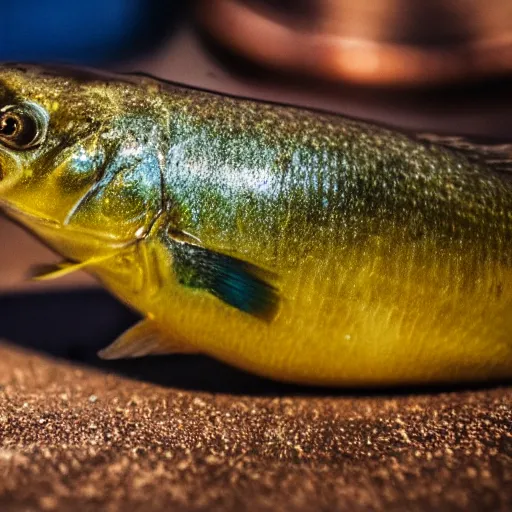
(0, 0), (181, 64)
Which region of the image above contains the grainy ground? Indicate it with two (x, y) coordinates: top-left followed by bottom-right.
(0, 343), (510, 512)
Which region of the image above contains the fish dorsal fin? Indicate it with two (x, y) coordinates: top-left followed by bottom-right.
(416, 133), (512, 175)
(168, 231), (280, 321)
(98, 319), (199, 360)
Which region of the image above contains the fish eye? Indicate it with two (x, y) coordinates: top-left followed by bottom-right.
(0, 102), (49, 150)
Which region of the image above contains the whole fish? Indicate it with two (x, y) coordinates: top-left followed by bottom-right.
(0, 64), (511, 386)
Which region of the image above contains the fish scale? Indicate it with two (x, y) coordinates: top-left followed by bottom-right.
(0, 64), (511, 385)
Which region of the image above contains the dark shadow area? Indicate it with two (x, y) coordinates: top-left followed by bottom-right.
(0, 289), (313, 395)
(0, 289), (509, 396)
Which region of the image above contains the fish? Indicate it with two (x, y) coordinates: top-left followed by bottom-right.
(0, 64), (511, 386)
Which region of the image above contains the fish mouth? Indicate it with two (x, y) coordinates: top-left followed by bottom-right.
(0, 199), (133, 249)
(0, 199), (60, 228)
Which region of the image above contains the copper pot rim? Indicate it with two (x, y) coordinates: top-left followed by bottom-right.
(197, 0), (512, 87)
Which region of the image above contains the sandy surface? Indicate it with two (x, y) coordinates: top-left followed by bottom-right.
(0, 343), (510, 512)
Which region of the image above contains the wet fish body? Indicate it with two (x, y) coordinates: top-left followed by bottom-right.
(0, 65), (511, 385)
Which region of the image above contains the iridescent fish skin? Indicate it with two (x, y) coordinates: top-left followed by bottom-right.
(0, 65), (511, 386)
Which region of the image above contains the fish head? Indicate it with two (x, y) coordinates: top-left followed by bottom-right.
(0, 64), (164, 263)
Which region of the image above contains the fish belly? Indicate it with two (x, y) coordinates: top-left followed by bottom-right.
(148, 236), (512, 386)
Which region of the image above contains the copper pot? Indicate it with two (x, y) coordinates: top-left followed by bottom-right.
(197, 0), (512, 86)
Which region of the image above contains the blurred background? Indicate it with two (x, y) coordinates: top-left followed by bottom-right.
(1, 0), (512, 390)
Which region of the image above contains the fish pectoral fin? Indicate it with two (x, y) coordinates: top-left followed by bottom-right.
(29, 261), (82, 281)
(169, 231), (280, 321)
(98, 319), (198, 360)
(29, 252), (120, 281)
